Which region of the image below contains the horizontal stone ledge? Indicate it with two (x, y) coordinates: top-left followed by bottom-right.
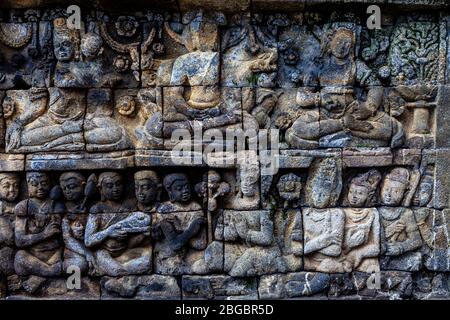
(1, 0), (447, 10)
(0, 148), (441, 171)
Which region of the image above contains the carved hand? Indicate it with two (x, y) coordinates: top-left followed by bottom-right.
(44, 223), (60, 237)
(108, 225), (128, 240)
(348, 229), (366, 248)
(343, 114), (373, 132)
(385, 242), (403, 256)
(324, 233), (341, 247)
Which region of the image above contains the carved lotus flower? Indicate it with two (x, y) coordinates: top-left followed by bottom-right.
(116, 95), (136, 116)
(113, 55), (131, 73)
(115, 16), (139, 37)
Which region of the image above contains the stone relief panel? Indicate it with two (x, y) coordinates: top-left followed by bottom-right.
(271, 87), (404, 150)
(0, 3), (449, 301)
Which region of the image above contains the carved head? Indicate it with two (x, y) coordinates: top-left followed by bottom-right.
(306, 158), (342, 208)
(381, 168), (410, 206)
(238, 152), (260, 197)
(412, 169), (433, 207)
(321, 28), (354, 61)
(53, 19), (77, 62)
(134, 170), (160, 206)
(59, 172), (86, 202)
(346, 169), (382, 207)
(330, 29), (354, 59)
(54, 36), (75, 61)
(277, 173), (302, 202)
(163, 173), (192, 203)
(81, 33), (103, 60)
(26, 172), (51, 200)
(98, 172), (123, 202)
(0, 173), (20, 202)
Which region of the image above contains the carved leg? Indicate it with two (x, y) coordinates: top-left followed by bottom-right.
(63, 254), (88, 275)
(22, 276), (47, 293)
(229, 248), (256, 277)
(14, 250), (62, 277)
(162, 121), (192, 139)
(94, 250), (125, 276)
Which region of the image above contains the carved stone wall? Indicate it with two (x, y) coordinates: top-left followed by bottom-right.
(0, 0), (450, 300)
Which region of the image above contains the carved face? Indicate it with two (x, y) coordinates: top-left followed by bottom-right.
(330, 31), (353, 59)
(412, 182), (432, 207)
(0, 176), (20, 202)
(27, 174), (51, 199)
(100, 174), (123, 201)
(347, 184), (369, 207)
(381, 179), (406, 206)
(135, 179), (157, 206)
(240, 167), (259, 197)
(54, 37), (75, 62)
(168, 178), (191, 203)
(310, 175), (334, 209)
(61, 177), (84, 202)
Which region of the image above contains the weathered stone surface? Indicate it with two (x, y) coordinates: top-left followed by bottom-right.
(259, 272), (330, 299)
(0, 3), (449, 301)
(7, 276), (100, 299)
(182, 275), (257, 300)
(100, 275), (180, 299)
(0, 21), (52, 89)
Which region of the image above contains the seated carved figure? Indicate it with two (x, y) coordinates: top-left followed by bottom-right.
(379, 168), (423, 271)
(341, 170), (381, 272)
(60, 172), (92, 275)
(153, 173), (206, 274)
(303, 158), (345, 273)
(158, 174), (202, 213)
(412, 169), (434, 249)
(225, 152), (260, 210)
(83, 89), (132, 152)
(85, 172), (151, 276)
(144, 11), (254, 144)
(276, 28), (404, 149)
(14, 172), (64, 291)
(5, 88), (84, 152)
(53, 18), (120, 88)
(275, 173), (304, 272)
(5, 87), (131, 153)
(0, 173), (20, 276)
(221, 210), (286, 276)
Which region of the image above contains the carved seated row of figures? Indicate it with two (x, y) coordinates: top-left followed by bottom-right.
(0, 84), (438, 153)
(0, 10), (443, 89)
(0, 161), (445, 294)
